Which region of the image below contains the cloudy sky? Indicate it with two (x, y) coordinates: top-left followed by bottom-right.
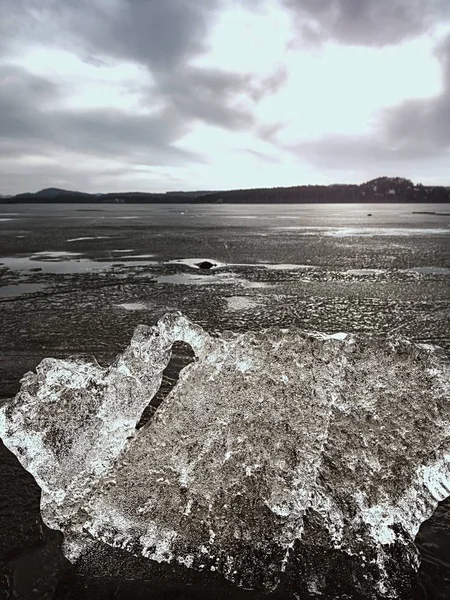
(1, 0), (450, 194)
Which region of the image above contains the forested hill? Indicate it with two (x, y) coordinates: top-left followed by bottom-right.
(197, 177), (450, 204)
(2, 177), (450, 203)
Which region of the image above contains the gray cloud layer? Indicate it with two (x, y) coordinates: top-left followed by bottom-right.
(383, 36), (450, 153)
(0, 0), (289, 192)
(285, 0), (449, 47)
(0, 0), (286, 127)
(283, 0), (450, 181)
(0, 64), (198, 165)
(291, 33), (450, 175)
(1, 0), (450, 192)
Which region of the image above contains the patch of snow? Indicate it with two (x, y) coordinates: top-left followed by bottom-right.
(226, 296), (261, 311)
(343, 269), (385, 276)
(67, 236), (111, 242)
(116, 303), (147, 311)
(410, 267), (450, 275)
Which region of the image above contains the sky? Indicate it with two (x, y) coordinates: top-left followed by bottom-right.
(1, 0), (450, 194)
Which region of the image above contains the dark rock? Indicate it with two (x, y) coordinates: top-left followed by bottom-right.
(195, 261), (216, 270)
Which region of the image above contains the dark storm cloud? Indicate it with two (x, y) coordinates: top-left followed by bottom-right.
(284, 0), (449, 47)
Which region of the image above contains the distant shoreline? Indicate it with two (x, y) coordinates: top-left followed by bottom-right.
(2, 177), (450, 204)
(3, 199), (450, 205)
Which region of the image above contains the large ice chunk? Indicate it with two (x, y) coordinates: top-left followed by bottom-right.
(1, 313), (449, 597)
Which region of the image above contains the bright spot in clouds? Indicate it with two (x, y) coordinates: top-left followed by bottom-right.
(0, 0), (450, 193)
(11, 48), (157, 113)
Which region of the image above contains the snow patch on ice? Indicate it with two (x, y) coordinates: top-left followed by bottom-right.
(67, 236), (110, 242)
(116, 302), (147, 311)
(226, 296), (261, 311)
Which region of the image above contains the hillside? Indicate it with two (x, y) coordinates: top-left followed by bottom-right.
(1, 177), (450, 203)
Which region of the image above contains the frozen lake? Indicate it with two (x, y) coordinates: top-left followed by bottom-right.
(0, 202), (449, 599)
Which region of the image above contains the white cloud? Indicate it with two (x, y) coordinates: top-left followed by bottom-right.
(0, 0), (450, 192)
(11, 47), (157, 113)
(255, 34), (444, 144)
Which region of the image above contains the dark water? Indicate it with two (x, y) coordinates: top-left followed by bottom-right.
(0, 203), (449, 599)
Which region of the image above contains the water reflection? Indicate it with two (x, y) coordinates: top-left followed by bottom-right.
(0, 283), (46, 298)
(0, 253), (116, 274)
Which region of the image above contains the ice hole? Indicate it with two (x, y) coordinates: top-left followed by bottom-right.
(416, 495), (450, 597)
(136, 341), (196, 429)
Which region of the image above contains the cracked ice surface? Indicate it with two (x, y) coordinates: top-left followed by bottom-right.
(1, 313), (449, 597)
